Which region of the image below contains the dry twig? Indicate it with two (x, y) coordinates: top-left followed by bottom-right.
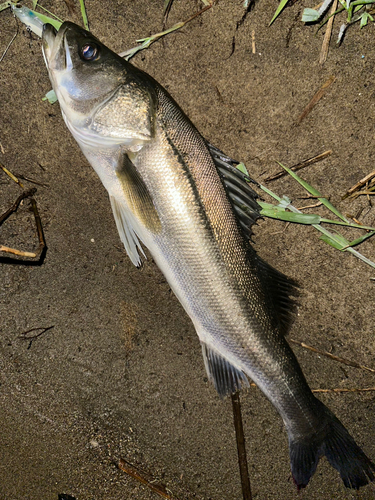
(0, 189), (46, 261)
(264, 150), (332, 182)
(290, 339), (375, 374)
(118, 458), (180, 500)
(297, 76), (336, 124)
(319, 0), (338, 65)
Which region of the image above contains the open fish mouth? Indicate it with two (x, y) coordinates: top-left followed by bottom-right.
(42, 23), (71, 73)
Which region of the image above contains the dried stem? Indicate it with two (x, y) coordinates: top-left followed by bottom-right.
(319, 0), (338, 65)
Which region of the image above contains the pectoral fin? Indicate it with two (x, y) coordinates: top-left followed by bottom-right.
(110, 195), (146, 268)
(116, 152), (162, 234)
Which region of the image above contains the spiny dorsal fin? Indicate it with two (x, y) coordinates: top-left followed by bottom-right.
(207, 143), (261, 240)
(201, 342), (249, 397)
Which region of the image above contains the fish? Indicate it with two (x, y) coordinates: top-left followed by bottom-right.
(42, 21), (375, 490)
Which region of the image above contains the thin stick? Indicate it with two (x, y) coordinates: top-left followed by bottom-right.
(319, 0), (338, 65)
(312, 387), (375, 393)
(297, 76), (335, 124)
(295, 201), (323, 210)
(251, 30), (256, 54)
(118, 458), (179, 500)
(264, 150), (332, 182)
(0, 29), (18, 63)
(290, 339), (375, 374)
(0, 188), (36, 225)
(31, 197), (46, 258)
(231, 392), (252, 500)
(0, 245), (36, 258)
(0, 162), (24, 188)
(0, 189), (46, 261)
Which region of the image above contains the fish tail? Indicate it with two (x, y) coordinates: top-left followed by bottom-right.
(289, 401), (375, 490)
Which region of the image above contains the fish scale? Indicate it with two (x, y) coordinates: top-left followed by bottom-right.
(42, 21), (375, 491)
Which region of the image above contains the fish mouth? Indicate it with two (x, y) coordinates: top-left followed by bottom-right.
(42, 23), (72, 73)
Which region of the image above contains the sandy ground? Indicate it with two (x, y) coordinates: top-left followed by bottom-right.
(1, 1), (375, 499)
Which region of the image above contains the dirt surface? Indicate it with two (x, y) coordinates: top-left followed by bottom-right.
(1, 1), (375, 499)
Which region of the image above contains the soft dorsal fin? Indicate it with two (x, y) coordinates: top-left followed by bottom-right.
(252, 249), (299, 336)
(201, 342), (249, 397)
(207, 143), (261, 240)
(208, 143), (298, 335)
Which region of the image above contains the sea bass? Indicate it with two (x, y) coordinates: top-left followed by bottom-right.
(42, 22), (374, 490)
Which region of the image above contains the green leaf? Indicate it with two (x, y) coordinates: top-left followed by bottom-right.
(260, 207), (322, 224)
(32, 11), (62, 30)
(0, 1), (11, 12)
(302, 8), (321, 22)
(360, 11), (369, 26)
(42, 89), (58, 104)
(269, 0), (290, 25)
(319, 231), (350, 250)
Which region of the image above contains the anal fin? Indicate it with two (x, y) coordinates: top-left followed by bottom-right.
(201, 343), (249, 397)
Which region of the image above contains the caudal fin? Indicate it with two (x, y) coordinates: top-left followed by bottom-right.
(289, 402), (375, 490)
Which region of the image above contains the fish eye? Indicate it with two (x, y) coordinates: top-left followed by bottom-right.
(80, 43), (99, 61)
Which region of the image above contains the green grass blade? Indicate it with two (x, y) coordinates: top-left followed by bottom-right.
(259, 204), (322, 224)
(277, 161), (349, 223)
(78, 0), (89, 30)
(269, 0), (290, 25)
(32, 11), (62, 30)
(236, 162), (250, 176)
(243, 167), (375, 268)
(347, 231), (375, 247)
(33, 5), (63, 23)
(320, 231), (350, 250)
(259, 184), (283, 203)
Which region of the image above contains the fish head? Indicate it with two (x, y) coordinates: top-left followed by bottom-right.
(42, 22), (155, 149)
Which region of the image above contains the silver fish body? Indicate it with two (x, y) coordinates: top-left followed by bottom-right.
(42, 22), (374, 490)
